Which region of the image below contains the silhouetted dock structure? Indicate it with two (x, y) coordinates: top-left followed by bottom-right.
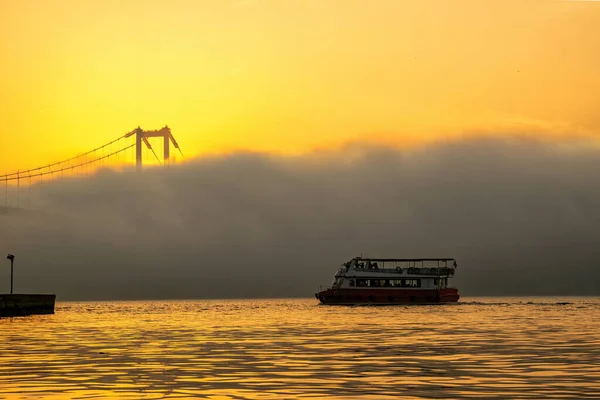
(0, 294), (55, 317)
(1, 254), (55, 317)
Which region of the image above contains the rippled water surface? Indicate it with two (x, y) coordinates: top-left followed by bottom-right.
(1, 297), (599, 399)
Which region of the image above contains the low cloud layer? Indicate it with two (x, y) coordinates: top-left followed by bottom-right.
(1, 137), (599, 300)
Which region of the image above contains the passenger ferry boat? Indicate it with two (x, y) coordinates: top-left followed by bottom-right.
(315, 257), (459, 305)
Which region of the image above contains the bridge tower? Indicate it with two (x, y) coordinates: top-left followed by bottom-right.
(126, 126), (183, 170)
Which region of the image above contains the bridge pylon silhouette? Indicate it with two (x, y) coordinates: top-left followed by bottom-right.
(126, 125), (184, 170)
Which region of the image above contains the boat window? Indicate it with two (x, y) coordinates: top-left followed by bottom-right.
(366, 279), (390, 287)
(349, 279), (355, 287)
(365, 279), (421, 288)
(405, 279), (421, 287)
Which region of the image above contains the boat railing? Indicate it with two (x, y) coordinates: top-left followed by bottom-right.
(353, 266), (455, 276)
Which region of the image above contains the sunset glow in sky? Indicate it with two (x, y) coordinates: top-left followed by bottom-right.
(1, 0), (599, 171)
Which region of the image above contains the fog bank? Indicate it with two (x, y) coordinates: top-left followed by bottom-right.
(1, 137), (599, 299)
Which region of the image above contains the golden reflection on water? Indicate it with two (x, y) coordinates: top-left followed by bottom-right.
(1, 297), (599, 399)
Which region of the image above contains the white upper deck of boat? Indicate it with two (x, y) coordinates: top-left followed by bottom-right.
(334, 257), (457, 279)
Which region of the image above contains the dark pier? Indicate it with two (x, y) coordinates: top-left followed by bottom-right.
(0, 294), (56, 317)
(1, 254), (56, 317)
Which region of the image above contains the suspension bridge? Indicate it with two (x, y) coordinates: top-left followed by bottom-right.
(0, 126), (185, 209)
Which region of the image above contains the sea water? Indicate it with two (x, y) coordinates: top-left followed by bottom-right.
(0, 297), (599, 399)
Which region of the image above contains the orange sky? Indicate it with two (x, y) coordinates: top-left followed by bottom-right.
(0, 0), (599, 172)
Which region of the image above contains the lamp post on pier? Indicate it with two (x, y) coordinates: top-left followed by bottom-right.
(6, 254), (14, 294)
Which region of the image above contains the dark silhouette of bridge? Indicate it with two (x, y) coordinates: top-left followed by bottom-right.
(0, 126), (184, 208)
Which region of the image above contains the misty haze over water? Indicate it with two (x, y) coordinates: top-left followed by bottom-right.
(1, 137), (599, 300)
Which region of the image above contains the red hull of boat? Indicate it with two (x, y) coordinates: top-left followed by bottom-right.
(315, 288), (459, 305)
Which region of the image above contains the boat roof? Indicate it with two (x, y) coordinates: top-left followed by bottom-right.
(354, 257), (456, 262)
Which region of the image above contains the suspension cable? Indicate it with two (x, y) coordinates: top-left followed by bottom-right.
(0, 143), (136, 183)
(0, 130), (135, 179)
